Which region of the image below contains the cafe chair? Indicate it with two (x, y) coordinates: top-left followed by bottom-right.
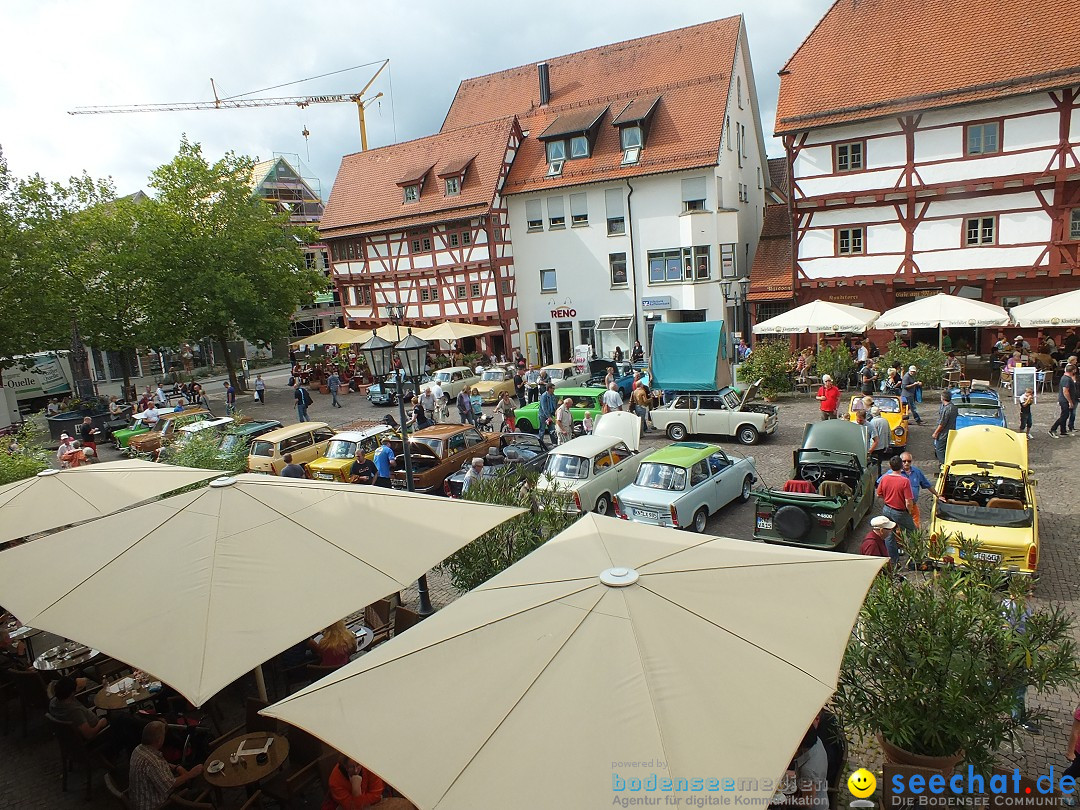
(209, 696), (275, 749)
(365, 599), (392, 646)
(104, 771), (131, 809)
(45, 712), (116, 800)
(392, 606), (421, 637)
(6, 667), (51, 737)
(162, 789), (215, 809)
(261, 726), (326, 809)
(0, 667), (17, 736)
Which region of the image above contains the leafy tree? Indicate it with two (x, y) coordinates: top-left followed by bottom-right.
(148, 139), (326, 387)
(0, 420), (50, 486)
(736, 338), (794, 398)
(813, 342), (855, 387)
(163, 420), (249, 473)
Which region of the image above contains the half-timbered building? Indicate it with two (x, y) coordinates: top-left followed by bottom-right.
(775, 0), (1080, 350)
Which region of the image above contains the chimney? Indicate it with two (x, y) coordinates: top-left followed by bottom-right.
(537, 62), (551, 106)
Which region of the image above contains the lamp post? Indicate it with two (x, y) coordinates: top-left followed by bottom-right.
(720, 277), (751, 382)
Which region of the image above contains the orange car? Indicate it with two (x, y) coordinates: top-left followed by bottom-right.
(390, 424), (501, 494)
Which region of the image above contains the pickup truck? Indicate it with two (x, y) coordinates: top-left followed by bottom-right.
(752, 419), (875, 549)
(650, 380), (778, 445)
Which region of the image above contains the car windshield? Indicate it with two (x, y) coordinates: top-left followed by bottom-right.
(325, 439), (357, 460)
(634, 463), (688, 491)
(434, 371), (452, 382)
(481, 370), (504, 381)
(722, 390), (742, 409)
(250, 440), (273, 457)
(543, 454), (588, 479)
(870, 396), (901, 413)
(219, 434), (243, 453)
(412, 437), (444, 456)
(957, 405), (1001, 417)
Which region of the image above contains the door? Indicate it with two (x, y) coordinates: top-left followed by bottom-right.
(557, 322), (573, 362)
(525, 331), (540, 367)
(608, 442), (637, 489)
(695, 395), (731, 436)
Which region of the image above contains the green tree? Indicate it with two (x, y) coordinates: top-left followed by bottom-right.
(148, 139), (326, 386)
(0, 420), (50, 486)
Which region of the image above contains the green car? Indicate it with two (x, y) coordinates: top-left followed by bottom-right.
(513, 388), (605, 435)
(112, 421), (151, 449)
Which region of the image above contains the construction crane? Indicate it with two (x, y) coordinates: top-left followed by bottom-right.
(69, 60), (389, 151)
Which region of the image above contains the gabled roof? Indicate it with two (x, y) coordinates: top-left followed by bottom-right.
(538, 105), (608, 140)
(319, 117), (519, 235)
(748, 205), (792, 302)
(250, 156), (321, 202)
(441, 17), (743, 194)
(776, 0), (1080, 134)
(611, 95), (662, 126)
(767, 157), (789, 202)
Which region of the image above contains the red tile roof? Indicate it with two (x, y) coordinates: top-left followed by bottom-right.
(538, 105), (609, 139)
(612, 95), (662, 126)
(748, 205), (793, 301)
(442, 17), (742, 194)
(767, 157), (789, 201)
(319, 118), (519, 236)
(776, 0), (1080, 134)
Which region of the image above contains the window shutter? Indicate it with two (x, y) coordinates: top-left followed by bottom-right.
(525, 199), (542, 223)
(605, 188), (624, 218)
(681, 176), (707, 203)
(570, 193), (588, 218)
(546, 196), (564, 218)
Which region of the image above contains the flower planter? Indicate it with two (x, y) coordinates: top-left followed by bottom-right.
(879, 736), (963, 772)
(319, 385), (330, 395)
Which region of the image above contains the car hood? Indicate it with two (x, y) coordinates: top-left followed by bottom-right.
(592, 410), (641, 451)
(801, 419), (870, 461)
(309, 457), (352, 470)
(738, 379), (761, 410)
(946, 425), (1026, 467)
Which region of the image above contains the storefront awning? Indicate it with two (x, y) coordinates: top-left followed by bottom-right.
(596, 316), (634, 332)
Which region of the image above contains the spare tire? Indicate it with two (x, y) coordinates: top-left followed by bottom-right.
(774, 505), (812, 540)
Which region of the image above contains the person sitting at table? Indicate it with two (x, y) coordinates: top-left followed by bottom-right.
(944, 352), (961, 373)
(789, 725), (829, 809)
(48, 675), (111, 742)
(1005, 351), (1021, 374)
(308, 621), (357, 668)
(322, 755), (385, 810)
(129, 720), (204, 810)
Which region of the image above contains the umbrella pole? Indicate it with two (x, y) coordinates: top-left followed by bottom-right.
(254, 665), (268, 702)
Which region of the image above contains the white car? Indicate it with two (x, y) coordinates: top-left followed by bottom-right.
(542, 362), (590, 389)
(650, 380), (778, 446)
(535, 411), (655, 516)
(430, 366), (481, 401)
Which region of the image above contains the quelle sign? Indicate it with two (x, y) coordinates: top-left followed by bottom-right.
(550, 308), (576, 318)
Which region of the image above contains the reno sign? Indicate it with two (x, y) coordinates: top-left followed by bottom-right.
(550, 307), (576, 318)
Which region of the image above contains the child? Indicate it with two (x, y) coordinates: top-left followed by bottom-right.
(582, 411), (594, 434)
(1018, 387), (1034, 439)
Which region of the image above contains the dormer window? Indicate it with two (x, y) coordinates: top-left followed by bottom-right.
(436, 153), (475, 199)
(620, 126), (643, 165)
(570, 135), (589, 159)
(403, 185), (420, 203)
(546, 141), (566, 163)
(612, 95), (660, 168)
(396, 164), (433, 205)
(546, 160), (564, 178)
(538, 105), (607, 176)
(445, 177), (460, 196)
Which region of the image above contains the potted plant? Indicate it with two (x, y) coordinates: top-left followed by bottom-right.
(834, 533), (1080, 773)
(736, 339), (793, 400)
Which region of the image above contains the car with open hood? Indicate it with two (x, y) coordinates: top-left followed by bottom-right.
(614, 442), (757, 533)
(307, 424), (396, 482)
(947, 385), (1008, 430)
(444, 433), (548, 497)
(389, 423), (501, 494)
(534, 411), (655, 515)
(583, 359), (648, 399)
(367, 371), (436, 406)
(846, 393), (910, 451)
(752, 419), (875, 549)
(650, 380), (778, 445)
(542, 362), (590, 390)
(929, 425), (1038, 575)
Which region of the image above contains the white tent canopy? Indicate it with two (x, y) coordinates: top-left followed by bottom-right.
(753, 300), (880, 335)
(264, 514), (884, 810)
(1010, 288), (1080, 328)
(872, 293), (1010, 330)
(412, 321), (500, 343)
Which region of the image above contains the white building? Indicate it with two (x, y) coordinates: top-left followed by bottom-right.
(441, 17), (770, 363)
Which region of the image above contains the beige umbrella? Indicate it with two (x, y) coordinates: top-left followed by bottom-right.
(1010, 288), (1080, 327)
(752, 300), (880, 334)
(264, 514), (884, 810)
(412, 321), (500, 343)
(0, 459), (222, 545)
(289, 327), (371, 347)
(0, 474), (522, 706)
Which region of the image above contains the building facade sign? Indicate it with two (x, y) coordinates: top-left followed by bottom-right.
(550, 307), (577, 318)
(640, 296), (672, 310)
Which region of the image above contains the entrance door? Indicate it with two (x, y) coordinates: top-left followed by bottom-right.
(557, 321), (573, 362)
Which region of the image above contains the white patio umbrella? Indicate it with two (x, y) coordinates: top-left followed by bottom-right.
(412, 321), (500, 343)
(0, 475), (522, 706)
(1010, 288), (1080, 328)
(753, 300), (880, 335)
(0, 459), (222, 545)
(289, 327), (370, 347)
(264, 514), (884, 810)
(872, 293), (1010, 330)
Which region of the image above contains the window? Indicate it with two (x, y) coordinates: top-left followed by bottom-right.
(456, 284), (467, 299)
(966, 122), (1000, 155)
(410, 237), (431, 253)
(449, 233), (459, 247)
(740, 124), (747, 158)
(501, 279), (510, 294)
(546, 141), (566, 163)
(620, 126), (642, 164)
(546, 160), (564, 178)
(736, 125), (742, 167)
(356, 286), (371, 305)
(837, 227), (865, 255)
(965, 216), (996, 246)
(609, 252), (628, 287)
(462, 230), (471, 245)
(470, 283), (481, 297)
(431, 287), (439, 301)
(526, 199), (543, 231)
(579, 319), (595, 348)
(693, 246), (710, 280)
(737, 77), (743, 109)
(648, 249), (683, 283)
(540, 268), (557, 292)
(757, 167), (763, 189)
(757, 301), (790, 322)
(547, 196), (565, 229)
(403, 184), (420, 203)
(835, 141), (864, 172)
(570, 193), (588, 226)
(570, 135), (589, 159)
(681, 176), (707, 212)
(605, 188), (625, 235)
(445, 177), (461, 196)
(726, 116), (732, 151)
(1071, 209), (1080, 240)
(420, 288), (430, 302)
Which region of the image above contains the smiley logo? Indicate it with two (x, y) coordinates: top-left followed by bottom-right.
(848, 768), (876, 798)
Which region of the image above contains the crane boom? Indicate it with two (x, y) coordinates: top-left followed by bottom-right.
(68, 93), (365, 114)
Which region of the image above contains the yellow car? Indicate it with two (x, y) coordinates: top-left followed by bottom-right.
(846, 394), (909, 451)
(929, 425), (1038, 575)
(307, 425), (394, 482)
(474, 365), (517, 404)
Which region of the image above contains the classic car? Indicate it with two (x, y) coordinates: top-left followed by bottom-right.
(513, 388), (605, 435)
(947, 385), (1008, 430)
(474, 366), (517, 404)
(583, 359), (649, 399)
(752, 419), (875, 549)
(542, 362), (590, 390)
(650, 381), (778, 446)
(247, 422), (334, 475)
(112, 404), (206, 449)
(389, 423), (501, 495)
(307, 425), (395, 482)
(928, 425), (1038, 574)
(846, 393), (910, 451)
(367, 371), (436, 406)
(126, 407), (215, 456)
(614, 442), (757, 533)
(535, 411), (654, 515)
(444, 433), (548, 497)
(214, 419), (283, 458)
(153, 417), (234, 461)
(429, 366), (481, 401)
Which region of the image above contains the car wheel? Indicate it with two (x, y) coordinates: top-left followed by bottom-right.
(516, 420), (536, 434)
(737, 425), (760, 445)
(773, 505), (811, 540)
(739, 475), (753, 503)
(572, 421), (584, 437)
(691, 507), (708, 533)
(667, 423), (688, 441)
(594, 494), (612, 515)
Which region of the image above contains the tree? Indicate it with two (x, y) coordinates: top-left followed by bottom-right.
(148, 138), (326, 386)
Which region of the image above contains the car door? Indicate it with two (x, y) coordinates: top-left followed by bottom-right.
(695, 395), (731, 437)
(708, 450), (737, 507)
(687, 458), (712, 514)
(608, 442), (637, 489)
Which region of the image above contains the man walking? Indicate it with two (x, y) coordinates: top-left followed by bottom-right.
(602, 382), (624, 414)
(815, 374), (840, 419)
(867, 406), (892, 473)
(901, 365), (924, 425)
(1049, 363), (1077, 438)
(373, 437), (396, 488)
(223, 381), (236, 416)
(254, 374), (266, 404)
(554, 397), (574, 445)
(294, 382), (312, 422)
(430, 379), (446, 423)
(538, 383), (559, 448)
(875, 456), (916, 564)
(932, 390), (958, 462)
(327, 370), (342, 408)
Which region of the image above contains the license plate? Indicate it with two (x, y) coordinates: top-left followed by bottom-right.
(634, 509), (659, 520)
(971, 552), (1001, 563)
(756, 517), (773, 530)
(315, 473), (334, 481)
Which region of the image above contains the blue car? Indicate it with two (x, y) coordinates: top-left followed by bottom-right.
(948, 386), (1007, 429)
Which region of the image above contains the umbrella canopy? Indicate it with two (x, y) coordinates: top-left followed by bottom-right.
(412, 321), (500, 343)
(289, 327), (371, 347)
(872, 293), (1010, 330)
(264, 514), (884, 810)
(752, 300), (880, 335)
(0, 460), (222, 545)
(0, 475), (522, 706)
(1010, 288), (1080, 328)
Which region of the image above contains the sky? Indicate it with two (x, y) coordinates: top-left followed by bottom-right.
(1, 0), (834, 198)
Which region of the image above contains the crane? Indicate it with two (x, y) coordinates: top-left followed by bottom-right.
(68, 60), (389, 151)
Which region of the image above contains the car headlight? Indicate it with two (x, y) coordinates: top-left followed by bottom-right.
(893, 427), (905, 436)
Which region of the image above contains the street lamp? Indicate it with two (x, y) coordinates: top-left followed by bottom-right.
(721, 277), (751, 380)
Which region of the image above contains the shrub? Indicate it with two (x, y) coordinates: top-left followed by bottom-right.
(164, 420), (249, 473)
(736, 339), (794, 398)
(0, 420), (50, 487)
(880, 339), (947, 387)
(813, 343), (855, 387)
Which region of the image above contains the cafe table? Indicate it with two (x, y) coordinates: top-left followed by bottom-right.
(4, 618), (43, 659)
(94, 675), (161, 710)
(204, 731), (289, 792)
(33, 641), (100, 673)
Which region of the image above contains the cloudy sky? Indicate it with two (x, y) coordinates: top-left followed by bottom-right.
(1, 0), (833, 198)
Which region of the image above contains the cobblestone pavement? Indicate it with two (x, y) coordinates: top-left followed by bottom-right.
(5, 374), (1077, 806)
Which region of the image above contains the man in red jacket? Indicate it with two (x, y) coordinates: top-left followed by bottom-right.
(816, 374), (841, 420)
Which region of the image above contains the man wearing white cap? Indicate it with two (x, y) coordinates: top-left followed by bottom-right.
(462, 457), (485, 495)
(861, 516), (896, 563)
(56, 434), (75, 464)
(815, 374), (840, 420)
(901, 365), (924, 425)
(1013, 335), (1030, 353)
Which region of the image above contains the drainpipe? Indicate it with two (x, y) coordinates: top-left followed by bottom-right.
(626, 180), (640, 351)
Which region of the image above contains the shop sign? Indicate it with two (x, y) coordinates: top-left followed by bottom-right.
(895, 288), (941, 300)
(640, 296), (672, 310)
(550, 308), (576, 318)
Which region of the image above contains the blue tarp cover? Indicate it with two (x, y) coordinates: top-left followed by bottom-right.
(650, 321), (726, 391)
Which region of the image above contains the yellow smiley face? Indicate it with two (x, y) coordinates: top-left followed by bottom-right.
(848, 768), (877, 798)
